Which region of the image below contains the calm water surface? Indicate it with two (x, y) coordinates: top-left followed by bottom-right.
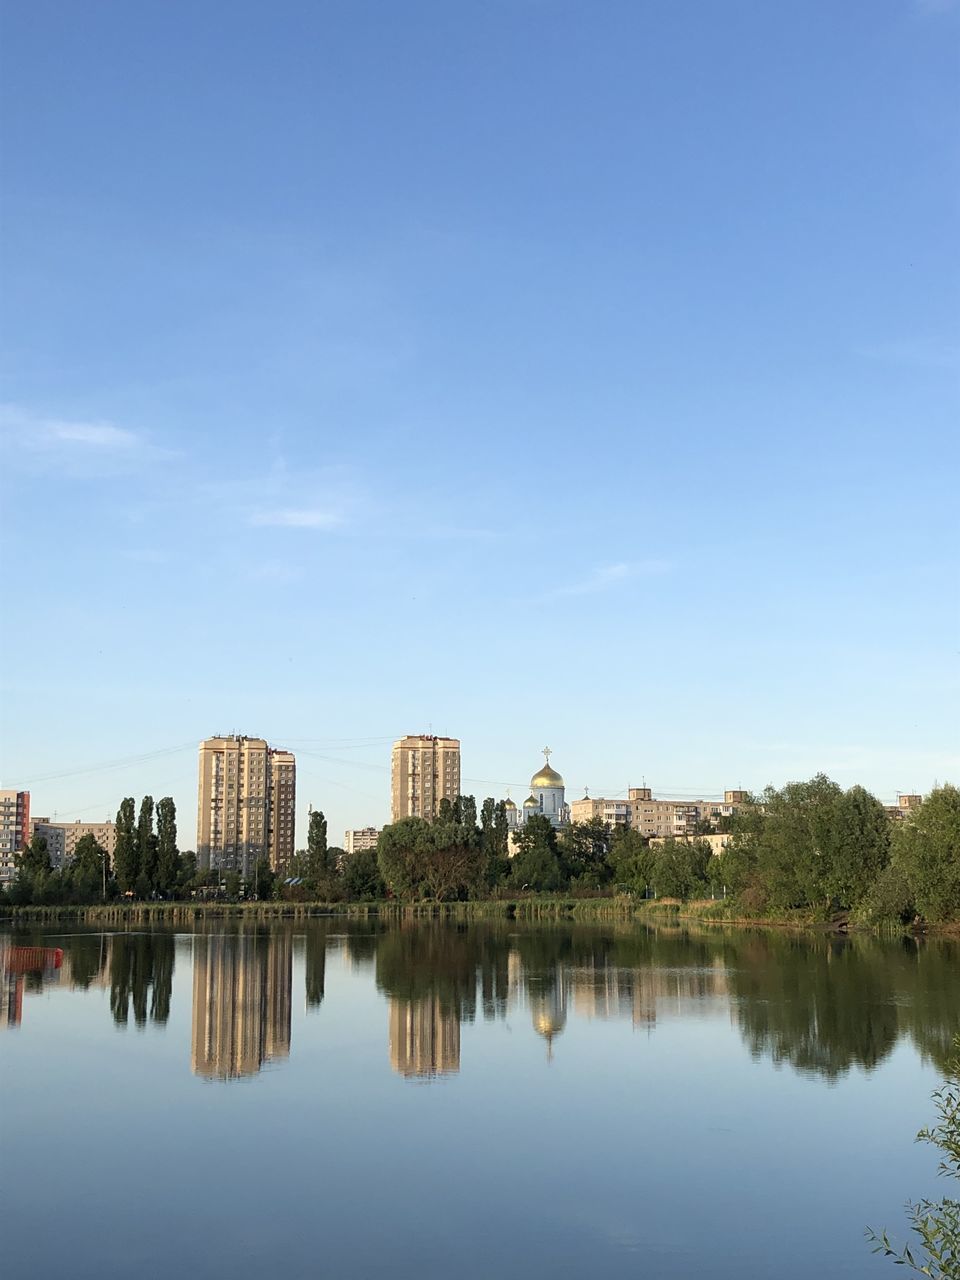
(2, 919), (957, 1279)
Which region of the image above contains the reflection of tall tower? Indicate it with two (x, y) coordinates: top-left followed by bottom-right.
(191, 932), (292, 1080)
(388, 997), (460, 1078)
(265, 935), (292, 1064)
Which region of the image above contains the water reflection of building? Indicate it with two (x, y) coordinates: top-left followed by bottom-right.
(388, 997), (460, 1078)
(0, 941), (64, 1027)
(191, 932), (292, 1080)
(569, 959), (728, 1030)
(527, 964), (567, 1059)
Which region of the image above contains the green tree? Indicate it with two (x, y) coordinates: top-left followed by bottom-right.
(650, 839), (711, 900)
(458, 795), (478, 835)
(247, 858), (275, 901)
(893, 786), (960, 923)
(308, 809), (328, 869)
(608, 828), (654, 896)
(480, 797), (510, 888)
(155, 796), (179, 897)
(224, 870), (242, 901)
(821, 784), (890, 909)
(15, 833), (51, 878)
(376, 817), (482, 900)
(510, 816), (564, 892)
(177, 851), (198, 897)
(437, 797), (454, 824)
(342, 847), (386, 900)
(377, 818), (433, 899)
(421, 821), (483, 901)
(869, 1037), (960, 1277)
(560, 817), (613, 888)
(114, 797), (138, 893)
(71, 832), (108, 900)
(136, 796), (158, 893)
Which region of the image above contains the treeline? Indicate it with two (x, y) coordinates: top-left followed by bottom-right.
(366, 777), (960, 927)
(717, 778), (960, 925)
(2, 794), (195, 906)
(5, 778), (958, 925)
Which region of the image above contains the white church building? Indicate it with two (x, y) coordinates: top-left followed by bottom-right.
(505, 748), (570, 837)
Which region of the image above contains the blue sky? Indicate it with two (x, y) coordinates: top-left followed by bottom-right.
(1, 0), (957, 846)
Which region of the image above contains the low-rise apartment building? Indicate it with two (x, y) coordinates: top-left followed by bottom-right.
(344, 828), (381, 855)
(31, 818), (117, 870)
(570, 787), (750, 839)
(885, 794), (923, 821)
(648, 833), (733, 857)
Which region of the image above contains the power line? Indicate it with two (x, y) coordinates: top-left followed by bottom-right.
(14, 741), (197, 786)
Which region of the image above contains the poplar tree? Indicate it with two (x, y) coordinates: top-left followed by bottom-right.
(307, 809), (328, 870)
(114, 798), (138, 893)
(155, 797), (179, 897)
(136, 796), (158, 893)
(304, 809), (330, 898)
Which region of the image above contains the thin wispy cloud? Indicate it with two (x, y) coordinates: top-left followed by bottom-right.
(250, 507), (342, 530)
(546, 559), (672, 599)
(0, 404), (172, 473)
(2, 404), (139, 449)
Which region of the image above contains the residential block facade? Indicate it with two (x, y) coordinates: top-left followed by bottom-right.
(0, 790), (30, 884)
(196, 736), (296, 877)
(344, 827), (381, 855)
(570, 787), (749, 839)
(390, 736), (461, 823)
(30, 818), (117, 870)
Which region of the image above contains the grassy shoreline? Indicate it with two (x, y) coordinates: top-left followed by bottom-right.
(1, 896), (948, 932)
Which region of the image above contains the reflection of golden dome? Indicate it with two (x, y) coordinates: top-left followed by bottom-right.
(523, 795), (539, 809)
(503, 797), (517, 810)
(534, 1010), (566, 1039)
(531, 765), (564, 790)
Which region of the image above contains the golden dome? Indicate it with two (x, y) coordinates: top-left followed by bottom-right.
(523, 794), (539, 809)
(503, 797), (517, 810)
(530, 765), (564, 790)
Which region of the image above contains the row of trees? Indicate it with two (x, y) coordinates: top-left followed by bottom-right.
(367, 778), (960, 924)
(717, 779), (960, 924)
(4, 795), (194, 906)
(4, 778), (957, 923)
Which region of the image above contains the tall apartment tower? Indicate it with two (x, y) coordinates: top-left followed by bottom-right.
(196, 736), (296, 877)
(269, 750), (296, 872)
(0, 790), (30, 884)
(391, 735), (461, 822)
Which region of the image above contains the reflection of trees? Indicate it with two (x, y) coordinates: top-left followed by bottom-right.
(4, 917), (957, 1085)
(64, 933), (109, 989)
(375, 924), (513, 1078)
(304, 923), (328, 1010)
(109, 933), (175, 1027)
(888, 936), (960, 1073)
(708, 929), (960, 1079)
(370, 920), (960, 1081)
(191, 929), (292, 1080)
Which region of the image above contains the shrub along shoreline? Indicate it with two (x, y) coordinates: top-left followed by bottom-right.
(2, 895), (955, 933)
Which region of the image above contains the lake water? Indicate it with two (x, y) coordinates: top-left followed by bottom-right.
(2, 918), (957, 1279)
